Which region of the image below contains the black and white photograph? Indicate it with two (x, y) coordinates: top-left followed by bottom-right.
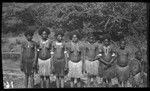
(2, 2), (148, 88)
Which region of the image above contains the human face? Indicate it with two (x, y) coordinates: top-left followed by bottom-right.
(135, 51), (142, 60)
(103, 38), (110, 46)
(120, 40), (126, 49)
(26, 34), (32, 41)
(72, 34), (78, 43)
(57, 34), (62, 42)
(89, 36), (95, 44)
(41, 31), (48, 40)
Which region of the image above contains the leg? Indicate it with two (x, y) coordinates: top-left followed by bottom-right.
(93, 76), (97, 87)
(40, 76), (44, 88)
(60, 76), (64, 88)
(24, 74), (29, 88)
(77, 78), (81, 88)
(30, 74), (34, 88)
(56, 76), (60, 88)
(70, 78), (74, 88)
(46, 76), (50, 88)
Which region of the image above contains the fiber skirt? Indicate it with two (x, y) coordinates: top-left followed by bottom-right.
(38, 58), (51, 76)
(68, 60), (83, 78)
(53, 58), (66, 76)
(85, 60), (99, 76)
(116, 65), (130, 82)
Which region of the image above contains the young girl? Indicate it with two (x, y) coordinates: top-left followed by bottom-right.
(115, 39), (132, 87)
(98, 37), (117, 87)
(130, 50), (147, 87)
(84, 35), (99, 87)
(37, 27), (52, 88)
(20, 30), (37, 88)
(66, 33), (84, 88)
(51, 32), (67, 88)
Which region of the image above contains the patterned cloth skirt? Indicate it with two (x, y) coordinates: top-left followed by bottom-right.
(22, 59), (34, 76)
(38, 58), (51, 76)
(98, 62), (116, 79)
(53, 58), (66, 76)
(85, 60), (99, 76)
(67, 60), (83, 78)
(116, 65), (130, 82)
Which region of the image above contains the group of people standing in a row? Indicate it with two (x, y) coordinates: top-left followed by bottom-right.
(20, 27), (147, 88)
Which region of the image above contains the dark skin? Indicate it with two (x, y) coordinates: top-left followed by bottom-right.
(37, 31), (51, 88)
(51, 34), (67, 88)
(96, 38), (117, 86)
(131, 51), (145, 87)
(98, 39), (117, 66)
(116, 40), (131, 87)
(84, 36), (99, 87)
(20, 34), (37, 88)
(67, 34), (84, 88)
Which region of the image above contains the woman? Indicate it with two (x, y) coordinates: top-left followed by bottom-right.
(66, 33), (84, 88)
(37, 27), (52, 88)
(51, 32), (67, 88)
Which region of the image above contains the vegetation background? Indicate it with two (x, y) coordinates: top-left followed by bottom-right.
(2, 2), (148, 88)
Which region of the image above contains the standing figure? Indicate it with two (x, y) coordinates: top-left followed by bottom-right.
(66, 34), (84, 88)
(51, 32), (67, 88)
(130, 50), (147, 87)
(115, 39), (132, 87)
(84, 35), (99, 87)
(37, 27), (52, 88)
(98, 37), (117, 87)
(20, 30), (37, 88)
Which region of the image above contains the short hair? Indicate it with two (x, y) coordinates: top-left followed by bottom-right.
(38, 27), (50, 36)
(24, 30), (34, 37)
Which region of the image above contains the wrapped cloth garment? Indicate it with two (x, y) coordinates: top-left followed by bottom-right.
(67, 60), (84, 78)
(22, 58), (34, 76)
(53, 58), (66, 76)
(98, 62), (116, 79)
(38, 58), (51, 76)
(85, 60), (99, 76)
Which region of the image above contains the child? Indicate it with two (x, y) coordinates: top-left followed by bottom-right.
(84, 35), (99, 87)
(115, 39), (132, 87)
(20, 30), (37, 88)
(130, 50), (147, 87)
(37, 27), (52, 88)
(51, 32), (67, 88)
(66, 33), (84, 88)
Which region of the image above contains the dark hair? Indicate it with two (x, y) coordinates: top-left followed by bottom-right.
(38, 27), (50, 36)
(24, 30), (34, 37)
(55, 31), (64, 37)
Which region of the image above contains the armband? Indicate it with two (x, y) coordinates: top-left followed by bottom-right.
(112, 53), (115, 56)
(50, 52), (54, 54)
(64, 51), (67, 54)
(97, 54), (102, 56)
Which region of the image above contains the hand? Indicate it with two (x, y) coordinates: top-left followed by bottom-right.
(20, 64), (23, 72)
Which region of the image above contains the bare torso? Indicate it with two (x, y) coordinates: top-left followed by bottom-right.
(85, 42), (98, 61)
(68, 41), (83, 62)
(53, 41), (65, 59)
(38, 39), (51, 60)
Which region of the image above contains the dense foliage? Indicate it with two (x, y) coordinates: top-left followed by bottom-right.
(2, 2), (147, 46)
